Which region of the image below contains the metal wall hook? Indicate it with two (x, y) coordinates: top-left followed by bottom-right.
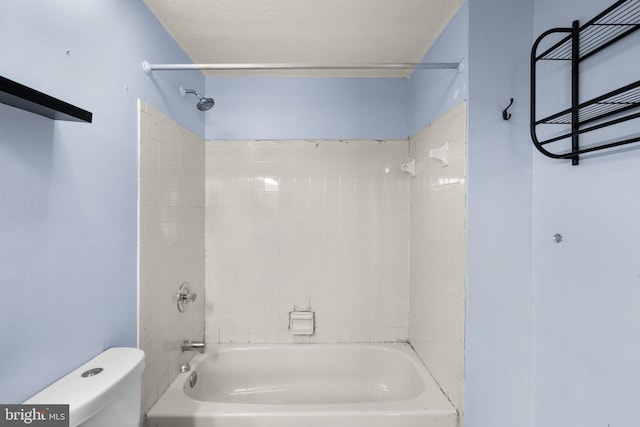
(502, 98), (514, 120)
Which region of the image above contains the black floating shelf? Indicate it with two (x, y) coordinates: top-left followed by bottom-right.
(0, 75), (92, 123)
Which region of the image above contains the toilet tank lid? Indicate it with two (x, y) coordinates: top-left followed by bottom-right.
(25, 347), (145, 427)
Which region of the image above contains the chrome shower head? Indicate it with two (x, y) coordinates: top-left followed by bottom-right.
(180, 86), (214, 111)
(196, 97), (215, 111)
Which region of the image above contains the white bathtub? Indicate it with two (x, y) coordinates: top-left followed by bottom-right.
(147, 343), (458, 427)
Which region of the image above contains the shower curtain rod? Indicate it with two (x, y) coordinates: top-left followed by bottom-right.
(142, 60), (464, 74)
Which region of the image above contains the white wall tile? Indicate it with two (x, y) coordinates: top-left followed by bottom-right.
(205, 140), (410, 344)
(138, 101), (205, 415)
(409, 102), (466, 412)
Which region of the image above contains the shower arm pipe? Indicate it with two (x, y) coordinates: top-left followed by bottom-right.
(142, 60), (464, 74)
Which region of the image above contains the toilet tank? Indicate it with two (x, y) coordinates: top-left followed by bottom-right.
(25, 348), (145, 427)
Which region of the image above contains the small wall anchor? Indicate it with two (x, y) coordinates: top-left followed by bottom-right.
(553, 233), (563, 244)
(503, 98), (514, 120)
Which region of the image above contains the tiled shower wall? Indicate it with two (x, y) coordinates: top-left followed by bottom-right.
(138, 101), (205, 413)
(205, 140), (410, 343)
(409, 102), (466, 412)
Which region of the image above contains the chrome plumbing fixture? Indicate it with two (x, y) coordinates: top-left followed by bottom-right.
(176, 281), (197, 313)
(179, 363), (191, 373)
(179, 86), (214, 111)
(189, 371), (198, 388)
(182, 340), (206, 353)
(81, 368), (104, 377)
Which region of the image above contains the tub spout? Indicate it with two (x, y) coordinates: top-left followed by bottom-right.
(182, 340), (206, 353)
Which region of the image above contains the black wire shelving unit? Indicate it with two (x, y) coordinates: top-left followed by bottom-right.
(530, 0), (640, 165)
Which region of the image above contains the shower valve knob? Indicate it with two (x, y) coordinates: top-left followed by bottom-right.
(178, 292), (197, 303)
(176, 282), (196, 312)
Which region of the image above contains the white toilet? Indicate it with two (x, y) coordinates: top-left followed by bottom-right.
(25, 347), (145, 427)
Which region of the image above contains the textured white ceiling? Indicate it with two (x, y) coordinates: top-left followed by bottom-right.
(143, 0), (463, 77)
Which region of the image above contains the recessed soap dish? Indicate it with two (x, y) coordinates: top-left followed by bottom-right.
(289, 311), (314, 336)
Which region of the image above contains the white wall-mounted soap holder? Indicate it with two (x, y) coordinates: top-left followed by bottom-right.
(429, 141), (449, 167)
(401, 158), (416, 176)
(289, 311), (314, 336)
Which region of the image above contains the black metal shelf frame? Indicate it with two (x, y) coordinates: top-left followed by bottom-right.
(0, 76), (92, 123)
(530, 0), (640, 164)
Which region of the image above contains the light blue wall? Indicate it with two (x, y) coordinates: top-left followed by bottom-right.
(0, 1), (203, 403)
(532, 0), (640, 426)
(205, 77), (409, 140)
(409, 2), (468, 135)
(466, 0), (534, 425)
